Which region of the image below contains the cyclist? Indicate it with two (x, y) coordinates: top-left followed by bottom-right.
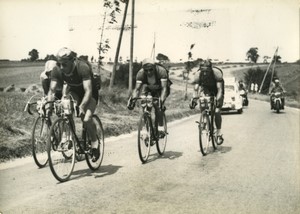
(47, 47), (100, 162)
(40, 55), (62, 99)
(127, 58), (169, 138)
(190, 60), (224, 144)
(269, 78), (286, 110)
(238, 80), (248, 104)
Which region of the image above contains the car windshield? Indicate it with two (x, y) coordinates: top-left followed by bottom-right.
(225, 85), (234, 92)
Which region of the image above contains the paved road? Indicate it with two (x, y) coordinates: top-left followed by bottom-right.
(0, 99), (299, 214)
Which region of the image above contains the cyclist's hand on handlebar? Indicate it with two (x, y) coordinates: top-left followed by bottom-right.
(78, 105), (85, 116)
(189, 98), (197, 109)
(127, 97), (135, 110)
(45, 104), (52, 117)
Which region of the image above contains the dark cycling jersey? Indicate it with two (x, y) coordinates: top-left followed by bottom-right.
(136, 64), (168, 96)
(194, 67), (224, 96)
(51, 59), (98, 104)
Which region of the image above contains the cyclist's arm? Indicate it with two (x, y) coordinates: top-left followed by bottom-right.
(193, 83), (199, 98)
(216, 82), (223, 101)
(80, 79), (93, 112)
(47, 80), (58, 102)
(132, 81), (143, 99)
(160, 79), (167, 103)
(62, 83), (70, 97)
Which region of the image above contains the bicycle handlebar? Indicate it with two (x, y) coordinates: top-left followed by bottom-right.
(24, 99), (59, 115)
(131, 96), (161, 108)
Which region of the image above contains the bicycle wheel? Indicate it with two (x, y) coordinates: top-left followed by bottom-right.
(31, 116), (49, 168)
(48, 118), (76, 182)
(86, 115), (105, 170)
(156, 113), (167, 155)
(138, 114), (151, 163)
(210, 111), (218, 149)
(199, 113), (211, 156)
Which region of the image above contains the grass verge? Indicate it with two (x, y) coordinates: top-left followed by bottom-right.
(0, 87), (196, 162)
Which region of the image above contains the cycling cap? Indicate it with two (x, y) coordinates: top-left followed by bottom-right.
(199, 60), (212, 68)
(56, 47), (77, 61)
(142, 58), (155, 66)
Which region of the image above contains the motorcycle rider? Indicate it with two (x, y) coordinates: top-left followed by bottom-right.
(238, 80), (248, 105)
(269, 78), (286, 110)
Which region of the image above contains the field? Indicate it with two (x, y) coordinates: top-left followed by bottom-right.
(0, 61), (299, 162)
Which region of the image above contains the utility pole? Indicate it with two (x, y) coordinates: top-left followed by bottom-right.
(258, 47), (278, 93)
(268, 47), (279, 91)
(150, 33), (156, 60)
(109, 0), (129, 90)
(128, 0), (135, 94)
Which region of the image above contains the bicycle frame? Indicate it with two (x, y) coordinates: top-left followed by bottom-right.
(58, 95), (87, 154)
(133, 95), (167, 163)
(134, 95), (161, 141)
(193, 96), (217, 155)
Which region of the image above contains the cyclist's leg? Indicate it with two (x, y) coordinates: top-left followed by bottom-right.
(215, 108), (222, 130)
(152, 91), (165, 138)
(215, 96), (224, 144)
(152, 90), (163, 126)
(41, 78), (50, 96)
(82, 98), (97, 145)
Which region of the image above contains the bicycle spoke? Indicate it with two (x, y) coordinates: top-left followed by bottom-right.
(86, 115), (104, 170)
(32, 117), (49, 168)
(156, 114), (167, 155)
(199, 114), (211, 156)
(48, 118), (75, 182)
(138, 115), (151, 163)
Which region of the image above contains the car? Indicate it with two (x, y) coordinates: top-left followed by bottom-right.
(221, 77), (243, 114)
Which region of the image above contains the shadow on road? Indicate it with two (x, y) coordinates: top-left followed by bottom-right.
(160, 151), (183, 160)
(216, 146), (232, 154)
(142, 151), (183, 164)
(271, 111), (286, 114)
(70, 164), (123, 181)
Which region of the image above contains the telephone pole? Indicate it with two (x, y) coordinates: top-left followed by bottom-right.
(109, 0), (129, 90)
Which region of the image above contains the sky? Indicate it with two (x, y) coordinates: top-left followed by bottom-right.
(0, 0), (299, 62)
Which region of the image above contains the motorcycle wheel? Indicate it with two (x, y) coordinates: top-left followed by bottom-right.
(275, 100), (280, 113)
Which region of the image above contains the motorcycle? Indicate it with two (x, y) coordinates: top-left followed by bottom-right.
(239, 89), (249, 106)
(271, 92), (284, 113)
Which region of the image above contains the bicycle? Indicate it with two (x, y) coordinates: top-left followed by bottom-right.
(132, 95), (168, 163)
(192, 96), (223, 156)
(24, 94), (61, 168)
(47, 95), (104, 182)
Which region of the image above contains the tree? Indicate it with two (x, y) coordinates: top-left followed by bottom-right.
(263, 56), (270, 63)
(156, 53), (169, 63)
(272, 55), (282, 63)
(243, 67), (276, 94)
(28, 49), (39, 61)
(246, 47), (259, 63)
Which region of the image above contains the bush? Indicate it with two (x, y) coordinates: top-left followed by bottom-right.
(244, 67), (276, 94)
(114, 62), (142, 87)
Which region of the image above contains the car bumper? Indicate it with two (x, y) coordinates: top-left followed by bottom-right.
(221, 102), (242, 111)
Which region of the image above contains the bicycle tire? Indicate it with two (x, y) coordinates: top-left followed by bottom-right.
(138, 114), (151, 163)
(86, 115), (105, 170)
(156, 113), (167, 155)
(47, 118), (76, 182)
(210, 110), (218, 149)
(199, 112), (211, 156)
(32, 116), (49, 168)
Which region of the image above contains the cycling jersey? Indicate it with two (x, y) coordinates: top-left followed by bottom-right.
(51, 59), (98, 104)
(136, 64), (168, 95)
(194, 67), (224, 96)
